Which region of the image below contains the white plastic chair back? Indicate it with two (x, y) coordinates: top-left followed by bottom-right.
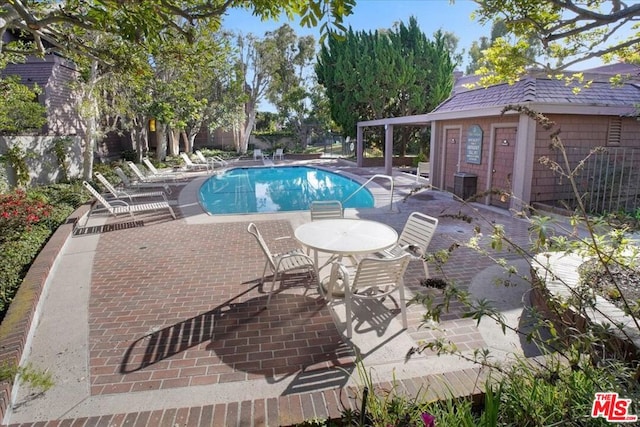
(195, 150), (208, 164)
(126, 161), (147, 180)
(94, 172), (119, 197)
(396, 212), (438, 255)
(82, 181), (114, 214)
(350, 255), (411, 296)
(115, 167), (132, 186)
(310, 200), (343, 221)
(247, 223), (276, 271)
(143, 158), (160, 175)
(180, 152), (195, 166)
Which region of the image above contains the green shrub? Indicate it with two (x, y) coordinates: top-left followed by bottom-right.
(0, 225), (51, 315)
(0, 182), (86, 319)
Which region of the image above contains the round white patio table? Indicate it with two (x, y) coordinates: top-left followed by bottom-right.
(295, 218), (398, 270)
(295, 218), (398, 298)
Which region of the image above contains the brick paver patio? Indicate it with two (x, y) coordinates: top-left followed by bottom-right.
(2, 160), (536, 426)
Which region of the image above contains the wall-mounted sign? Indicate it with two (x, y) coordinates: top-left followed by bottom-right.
(466, 125), (483, 164)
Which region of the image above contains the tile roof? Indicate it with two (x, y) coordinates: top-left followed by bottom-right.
(433, 77), (640, 114)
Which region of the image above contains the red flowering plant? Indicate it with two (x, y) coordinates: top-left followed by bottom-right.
(0, 189), (52, 244)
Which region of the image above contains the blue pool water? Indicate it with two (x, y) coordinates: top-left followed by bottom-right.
(199, 166), (374, 214)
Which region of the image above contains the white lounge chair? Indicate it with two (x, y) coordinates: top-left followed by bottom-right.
(195, 150), (227, 168)
(180, 152), (210, 172)
(247, 222), (316, 308)
(94, 172), (168, 202)
(114, 167), (173, 193)
(378, 212), (438, 279)
(272, 148), (284, 160)
(142, 158), (187, 179)
(127, 161), (180, 183)
(253, 149), (265, 161)
(82, 181), (176, 222)
(322, 254), (411, 338)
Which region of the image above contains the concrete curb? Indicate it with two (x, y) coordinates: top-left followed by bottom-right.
(0, 203), (91, 421)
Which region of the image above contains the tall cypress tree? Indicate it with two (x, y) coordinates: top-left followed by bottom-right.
(316, 17), (454, 156)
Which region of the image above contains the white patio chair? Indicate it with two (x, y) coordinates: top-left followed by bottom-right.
(180, 152), (210, 172)
(308, 200), (344, 259)
(272, 148), (284, 160)
(82, 181), (176, 222)
(114, 167), (172, 193)
(378, 212), (438, 279)
(322, 254), (411, 338)
(247, 222), (316, 308)
(253, 149), (265, 161)
(416, 161), (430, 182)
(310, 200), (344, 221)
(94, 172), (168, 202)
(195, 150), (227, 168)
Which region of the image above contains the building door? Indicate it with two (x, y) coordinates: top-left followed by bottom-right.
(490, 127), (517, 208)
(443, 128), (461, 193)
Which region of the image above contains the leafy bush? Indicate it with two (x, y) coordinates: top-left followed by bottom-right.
(0, 224), (51, 314)
(0, 190), (52, 244)
(0, 182), (87, 319)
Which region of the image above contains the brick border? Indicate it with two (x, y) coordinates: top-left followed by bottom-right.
(0, 203), (91, 422)
(1, 368), (489, 426)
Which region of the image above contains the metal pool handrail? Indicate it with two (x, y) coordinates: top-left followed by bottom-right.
(342, 174), (394, 211)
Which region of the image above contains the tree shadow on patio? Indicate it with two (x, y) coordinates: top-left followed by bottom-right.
(119, 284), (355, 393)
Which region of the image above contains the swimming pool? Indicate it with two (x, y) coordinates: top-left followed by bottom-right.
(199, 166), (374, 215)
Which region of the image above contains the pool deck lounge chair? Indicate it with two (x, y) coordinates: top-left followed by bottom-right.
(253, 149), (265, 161)
(94, 172), (168, 202)
(114, 167), (174, 193)
(142, 158), (187, 180)
(195, 150), (228, 168)
(127, 161), (182, 183)
(82, 181), (176, 224)
(180, 152), (211, 172)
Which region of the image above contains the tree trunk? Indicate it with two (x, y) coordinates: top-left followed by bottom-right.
(241, 108), (257, 153)
(182, 131), (193, 153)
(80, 60), (100, 181)
(168, 128), (180, 156)
(155, 123), (167, 161)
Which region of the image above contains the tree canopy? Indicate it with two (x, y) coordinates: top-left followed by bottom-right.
(0, 0), (355, 59)
(316, 17), (454, 154)
(472, 0), (640, 84)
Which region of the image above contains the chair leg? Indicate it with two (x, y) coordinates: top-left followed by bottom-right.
(344, 291), (353, 339)
(265, 272), (279, 308)
(398, 282), (408, 330)
(422, 261), (430, 281)
(260, 261), (270, 284)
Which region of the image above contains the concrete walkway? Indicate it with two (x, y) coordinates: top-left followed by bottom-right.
(3, 159), (542, 426)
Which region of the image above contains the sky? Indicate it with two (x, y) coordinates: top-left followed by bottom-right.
(221, 0), (608, 73)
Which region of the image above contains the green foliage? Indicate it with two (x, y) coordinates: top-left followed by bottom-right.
(51, 137), (73, 183)
(316, 17), (454, 155)
(0, 224), (51, 314)
(0, 183), (87, 319)
(0, 145), (31, 188)
(472, 0), (640, 82)
(496, 359), (634, 426)
(0, 362), (53, 392)
(0, 76), (47, 134)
